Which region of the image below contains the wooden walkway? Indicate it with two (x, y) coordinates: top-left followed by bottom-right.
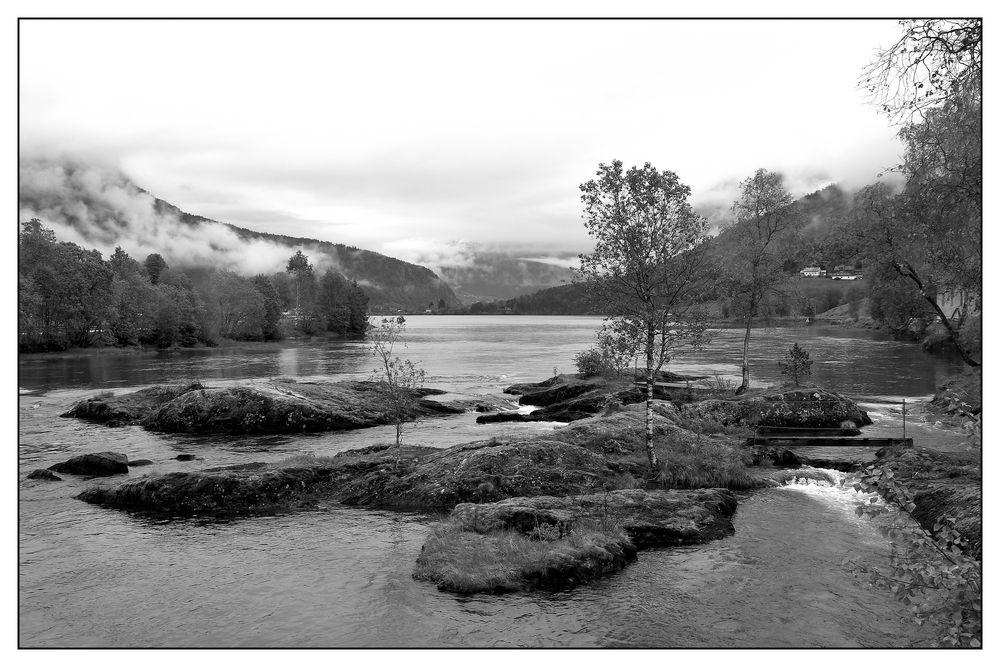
(746, 436), (913, 448)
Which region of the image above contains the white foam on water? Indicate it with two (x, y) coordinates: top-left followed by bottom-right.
(776, 468), (885, 522)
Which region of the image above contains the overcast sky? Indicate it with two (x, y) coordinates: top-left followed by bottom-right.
(19, 19), (907, 266)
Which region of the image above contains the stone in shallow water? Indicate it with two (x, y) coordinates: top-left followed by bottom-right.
(49, 452), (129, 477)
(27, 469), (62, 481)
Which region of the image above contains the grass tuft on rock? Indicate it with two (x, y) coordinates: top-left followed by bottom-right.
(656, 434), (758, 490)
(413, 519), (633, 594)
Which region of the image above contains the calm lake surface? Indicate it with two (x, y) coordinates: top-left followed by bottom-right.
(18, 316), (969, 647)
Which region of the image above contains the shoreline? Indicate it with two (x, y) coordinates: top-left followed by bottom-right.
(17, 331), (366, 360)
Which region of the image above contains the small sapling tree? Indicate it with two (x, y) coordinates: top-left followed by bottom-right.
(779, 342), (813, 386)
(369, 316), (426, 448)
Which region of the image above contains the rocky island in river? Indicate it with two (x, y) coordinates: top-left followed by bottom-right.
(46, 373), (979, 595)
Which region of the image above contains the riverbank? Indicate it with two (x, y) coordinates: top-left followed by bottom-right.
(17, 330), (366, 359)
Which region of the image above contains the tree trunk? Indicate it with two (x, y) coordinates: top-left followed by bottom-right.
(919, 293), (980, 367)
(644, 323), (659, 471)
(896, 263), (980, 367)
(737, 315), (752, 394)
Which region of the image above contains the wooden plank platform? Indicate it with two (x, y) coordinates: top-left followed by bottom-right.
(746, 437), (913, 448)
(632, 381), (713, 390)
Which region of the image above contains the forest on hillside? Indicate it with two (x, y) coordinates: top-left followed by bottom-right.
(17, 220), (368, 352)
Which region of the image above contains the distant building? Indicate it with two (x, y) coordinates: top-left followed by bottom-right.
(800, 266), (826, 277)
(831, 266), (863, 280)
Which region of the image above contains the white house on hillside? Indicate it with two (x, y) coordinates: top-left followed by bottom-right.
(800, 266), (826, 277)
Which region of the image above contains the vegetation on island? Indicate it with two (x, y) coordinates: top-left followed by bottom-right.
(576, 160), (711, 471)
(779, 343), (813, 387)
(18, 221), (368, 351)
(368, 316), (427, 447)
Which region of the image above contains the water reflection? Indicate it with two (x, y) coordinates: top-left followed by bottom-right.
(277, 347), (300, 377)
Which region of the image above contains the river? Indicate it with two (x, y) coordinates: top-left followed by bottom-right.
(18, 316), (969, 647)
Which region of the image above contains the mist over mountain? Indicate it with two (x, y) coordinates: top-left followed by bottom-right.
(18, 159), (461, 312)
(460, 182), (870, 317)
(435, 251), (576, 303)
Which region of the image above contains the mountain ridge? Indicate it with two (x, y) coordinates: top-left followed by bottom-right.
(18, 159), (462, 312)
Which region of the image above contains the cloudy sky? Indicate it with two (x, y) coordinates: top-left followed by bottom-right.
(19, 19), (907, 267)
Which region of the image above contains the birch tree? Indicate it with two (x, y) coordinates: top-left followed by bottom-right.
(727, 169), (798, 394)
(578, 160), (710, 472)
(857, 19), (981, 366)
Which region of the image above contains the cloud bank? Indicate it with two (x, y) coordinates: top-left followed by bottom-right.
(18, 159), (341, 276)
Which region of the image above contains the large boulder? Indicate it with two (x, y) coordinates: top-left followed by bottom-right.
(483, 375), (666, 425)
(78, 438), (621, 516)
(49, 452), (129, 477)
(62, 380), (459, 435)
(515, 378), (606, 407)
(77, 407), (755, 518)
(336, 439), (620, 508)
(144, 381), (456, 434)
(414, 522), (637, 594)
(450, 488), (738, 548)
(414, 487), (737, 594)
(60, 383), (203, 424)
(680, 388), (872, 429)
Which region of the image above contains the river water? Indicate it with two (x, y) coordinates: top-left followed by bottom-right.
(18, 316), (969, 647)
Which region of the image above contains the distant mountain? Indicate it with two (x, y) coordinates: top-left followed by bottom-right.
(462, 283), (604, 316)
(457, 183), (864, 316)
(436, 252), (577, 303)
(18, 159), (461, 312)
(707, 183), (859, 272)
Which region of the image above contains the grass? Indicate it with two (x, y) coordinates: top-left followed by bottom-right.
(548, 407), (756, 490)
(652, 435), (754, 489)
(413, 518), (632, 593)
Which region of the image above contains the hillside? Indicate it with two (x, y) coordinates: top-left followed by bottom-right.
(19, 159), (462, 312)
(436, 252), (576, 303)
(458, 183), (866, 317)
(462, 283), (604, 316)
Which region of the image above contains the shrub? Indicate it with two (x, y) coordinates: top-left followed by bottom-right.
(574, 348), (607, 377)
(846, 465), (981, 647)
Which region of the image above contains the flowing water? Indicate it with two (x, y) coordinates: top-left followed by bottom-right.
(18, 316), (969, 647)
